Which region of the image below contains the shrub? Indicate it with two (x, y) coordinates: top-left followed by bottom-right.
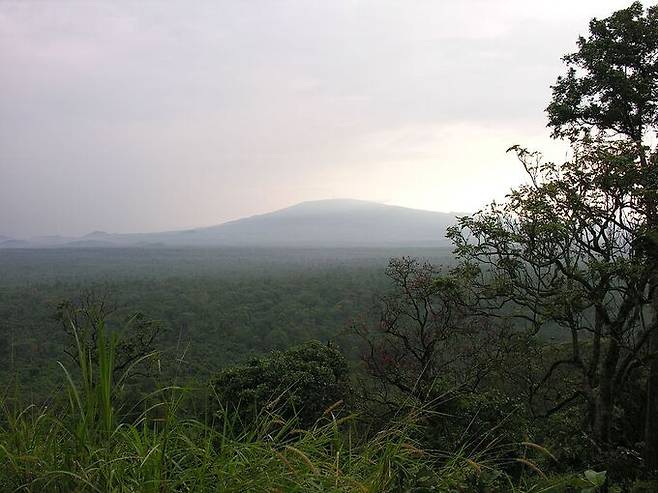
(210, 340), (351, 427)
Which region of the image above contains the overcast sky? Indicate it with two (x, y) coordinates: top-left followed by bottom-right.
(0, 0), (637, 237)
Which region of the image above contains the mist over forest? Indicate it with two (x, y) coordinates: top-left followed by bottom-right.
(2, 2), (658, 492)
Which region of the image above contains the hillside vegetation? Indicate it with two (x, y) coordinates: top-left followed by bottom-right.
(2, 3), (658, 492)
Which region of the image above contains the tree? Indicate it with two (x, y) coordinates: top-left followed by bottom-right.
(353, 257), (509, 414)
(547, 2), (658, 144)
(448, 140), (656, 449)
(56, 291), (161, 378)
(546, 1), (658, 468)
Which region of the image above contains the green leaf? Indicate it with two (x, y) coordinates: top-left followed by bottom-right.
(584, 469), (606, 486)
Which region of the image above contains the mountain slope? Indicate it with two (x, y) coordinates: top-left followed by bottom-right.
(180, 199), (456, 246)
(3, 200), (459, 248)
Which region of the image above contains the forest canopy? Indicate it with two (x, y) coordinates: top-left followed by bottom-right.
(1, 3), (658, 492)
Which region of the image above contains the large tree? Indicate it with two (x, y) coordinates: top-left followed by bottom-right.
(353, 257), (509, 414)
(547, 2), (658, 145)
(546, 1), (658, 467)
(56, 291), (161, 379)
(448, 140), (656, 448)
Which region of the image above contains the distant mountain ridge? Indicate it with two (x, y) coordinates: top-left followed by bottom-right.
(1, 199), (460, 248)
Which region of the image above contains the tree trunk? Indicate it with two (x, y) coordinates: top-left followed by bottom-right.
(638, 138), (658, 470)
(594, 391), (614, 445)
(643, 146), (658, 470)
(645, 275), (658, 470)
(594, 338), (620, 445)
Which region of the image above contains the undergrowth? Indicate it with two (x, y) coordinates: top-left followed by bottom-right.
(0, 321), (591, 492)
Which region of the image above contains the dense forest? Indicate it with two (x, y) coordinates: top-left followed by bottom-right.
(0, 247), (453, 398)
(2, 3), (658, 492)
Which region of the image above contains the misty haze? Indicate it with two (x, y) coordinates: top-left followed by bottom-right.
(1, 2), (658, 491)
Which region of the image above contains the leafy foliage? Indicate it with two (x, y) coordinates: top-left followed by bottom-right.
(547, 2), (658, 141)
(0, 317), (557, 492)
(3, 2), (658, 490)
(55, 290), (161, 377)
(211, 341), (351, 427)
(447, 141), (657, 449)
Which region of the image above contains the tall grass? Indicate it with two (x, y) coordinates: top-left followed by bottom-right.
(0, 324), (562, 492)
(0, 325), (439, 492)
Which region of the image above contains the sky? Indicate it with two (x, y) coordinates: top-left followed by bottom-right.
(0, 0), (638, 238)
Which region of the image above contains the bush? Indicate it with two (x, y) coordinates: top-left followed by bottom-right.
(211, 340), (351, 427)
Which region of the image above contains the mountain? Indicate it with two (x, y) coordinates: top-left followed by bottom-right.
(0, 238), (30, 248)
(173, 199), (457, 247)
(1, 199), (460, 248)
(0, 235), (31, 248)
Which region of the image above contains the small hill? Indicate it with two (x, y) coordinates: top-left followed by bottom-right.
(0, 239), (29, 248)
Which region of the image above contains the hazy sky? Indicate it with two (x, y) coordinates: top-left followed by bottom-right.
(0, 0), (637, 237)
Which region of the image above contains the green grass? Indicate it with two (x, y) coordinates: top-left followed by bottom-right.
(0, 324), (446, 492)
(0, 323), (572, 492)
(0, 393), (454, 491)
